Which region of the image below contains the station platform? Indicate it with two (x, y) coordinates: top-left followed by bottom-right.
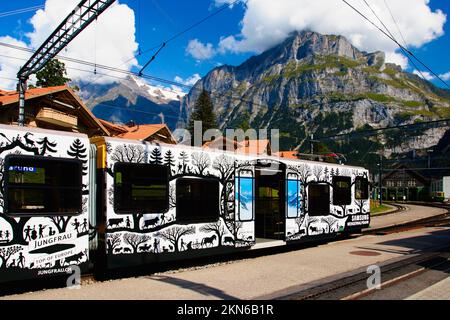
(1, 203), (448, 300)
(406, 276), (450, 300)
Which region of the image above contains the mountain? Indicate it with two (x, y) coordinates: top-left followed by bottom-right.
(80, 76), (186, 130)
(182, 31), (450, 167)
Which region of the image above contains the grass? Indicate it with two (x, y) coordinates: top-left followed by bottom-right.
(370, 200), (393, 216)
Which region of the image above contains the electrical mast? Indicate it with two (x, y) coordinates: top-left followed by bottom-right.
(17, 0), (116, 126)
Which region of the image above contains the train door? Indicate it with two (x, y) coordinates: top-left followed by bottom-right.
(254, 161), (286, 241)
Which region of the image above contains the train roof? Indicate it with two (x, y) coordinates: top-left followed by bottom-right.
(99, 136), (369, 172)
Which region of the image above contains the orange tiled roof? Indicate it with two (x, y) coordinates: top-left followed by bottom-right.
(0, 86), (68, 106)
(203, 137), (270, 155)
(99, 118), (173, 142)
(274, 151), (300, 159)
(236, 139), (270, 155)
(98, 119), (128, 134)
(117, 124), (167, 140)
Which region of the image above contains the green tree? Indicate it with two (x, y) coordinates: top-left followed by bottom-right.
(188, 90), (218, 140)
(36, 59), (71, 87)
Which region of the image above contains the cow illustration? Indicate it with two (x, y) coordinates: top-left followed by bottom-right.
(114, 247), (122, 253)
(139, 244), (152, 252)
(223, 236), (234, 245)
(108, 218), (124, 228)
(309, 226), (318, 234)
(142, 217), (159, 229)
(201, 234), (217, 247)
(64, 252), (85, 265)
(123, 248), (132, 253)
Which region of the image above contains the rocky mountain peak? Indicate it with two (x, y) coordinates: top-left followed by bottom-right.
(182, 30), (450, 164)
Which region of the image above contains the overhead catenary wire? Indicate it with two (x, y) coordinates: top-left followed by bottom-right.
(0, 5), (45, 18)
(341, 0), (450, 89)
(138, 0), (245, 74)
(360, 0), (428, 82)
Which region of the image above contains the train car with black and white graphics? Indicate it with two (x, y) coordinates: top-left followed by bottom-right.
(0, 124), (370, 285)
(0, 125), (92, 284)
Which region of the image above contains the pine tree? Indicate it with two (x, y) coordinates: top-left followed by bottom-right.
(67, 139), (88, 175)
(188, 90), (218, 141)
(164, 150), (175, 174)
(37, 137), (57, 155)
(150, 148), (163, 165)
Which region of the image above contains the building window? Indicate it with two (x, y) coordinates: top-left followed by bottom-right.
(308, 183), (330, 216)
(355, 177), (369, 200)
(4, 155), (82, 215)
(177, 178), (220, 222)
(114, 163), (169, 214)
(332, 176), (351, 206)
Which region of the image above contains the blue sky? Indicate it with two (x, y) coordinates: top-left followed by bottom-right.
(0, 0), (449, 89)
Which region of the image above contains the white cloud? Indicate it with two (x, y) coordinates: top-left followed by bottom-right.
(0, 0), (138, 90)
(440, 72), (450, 81)
(413, 70), (434, 81)
(217, 0), (447, 69)
(0, 36), (33, 89)
(174, 73), (202, 86)
(186, 39), (216, 60)
(214, 0), (242, 8)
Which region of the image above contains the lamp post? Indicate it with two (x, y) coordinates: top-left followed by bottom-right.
(378, 154), (383, 206)
(427, 149), (433, 168)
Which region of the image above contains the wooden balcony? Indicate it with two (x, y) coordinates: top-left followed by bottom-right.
(36, 107), (78, 128)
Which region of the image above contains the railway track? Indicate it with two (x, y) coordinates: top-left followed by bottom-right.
(362, 202), (450, 236)
(276, 245), (450, 300)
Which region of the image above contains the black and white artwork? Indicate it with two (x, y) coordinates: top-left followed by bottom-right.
(0, 125), (90, 283)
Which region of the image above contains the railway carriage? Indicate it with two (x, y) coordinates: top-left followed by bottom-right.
(0, 124), (91, 284)
(0, 125), (370, 285)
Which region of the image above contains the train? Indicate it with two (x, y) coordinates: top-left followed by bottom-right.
(0, 124), (370, 285)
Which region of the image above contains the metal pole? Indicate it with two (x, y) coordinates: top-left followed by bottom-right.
(310, 134), (314, 155)
(379, 154), (383, 206)
(18, 78), (26, 127)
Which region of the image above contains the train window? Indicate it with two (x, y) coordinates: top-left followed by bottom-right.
(332, 176), (352, 206)
(114, 163), (169, 213)
(4, 155), (82, 215)
(355, 177), (369, 200)
(287, 178), (301, 218)
(236, 176), (254, 221)
(308, 183), (330, 216)
(176, 178), (220, 223)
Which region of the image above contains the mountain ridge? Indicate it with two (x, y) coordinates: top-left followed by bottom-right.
(182, 30), (450, 165)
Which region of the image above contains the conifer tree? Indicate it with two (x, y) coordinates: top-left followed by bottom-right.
(150, 148), (163, 165)
(188, 90), (218, 141)
(68, 139), (88, 175)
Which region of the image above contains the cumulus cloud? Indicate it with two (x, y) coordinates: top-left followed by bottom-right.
(186, 39), (216, 60)
(174, 73), (202, 86)
(0, 36), (33, 89)
(440, 72), (450, 81)
(0, 0), (138, 90)
(217, 0), (447, 68)
(413, 70), (434, 81)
